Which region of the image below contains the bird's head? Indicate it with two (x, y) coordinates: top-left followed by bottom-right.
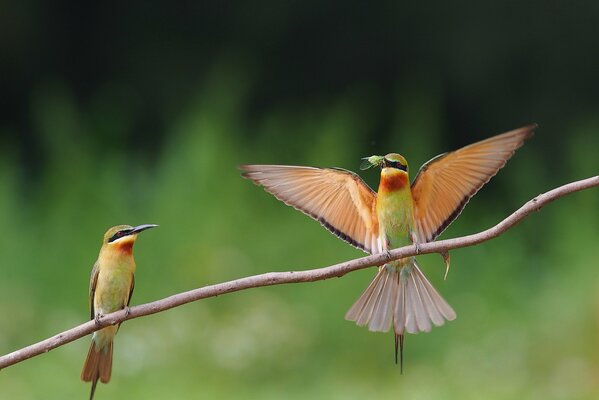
(382, 153), (408, 172)
(103, 224), (159, 248)
(360, 153), (408, 172)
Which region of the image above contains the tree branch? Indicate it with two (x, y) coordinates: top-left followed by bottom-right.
(1, 176), (597, 370)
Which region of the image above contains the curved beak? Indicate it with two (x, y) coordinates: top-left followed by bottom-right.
(130, 224), (159, 234)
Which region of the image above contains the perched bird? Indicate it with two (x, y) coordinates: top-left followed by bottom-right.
(81, 224), (158, 400)
(240, 125), (535, 369)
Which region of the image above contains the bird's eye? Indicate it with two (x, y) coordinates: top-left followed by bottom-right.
(117, 229), (132, 238)
(383, 159), (407, 171)
(109, 230), (129, 242)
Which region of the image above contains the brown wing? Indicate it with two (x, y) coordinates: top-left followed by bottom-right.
(126, 274), (135, 308)
(411, 124), (536, 242)
(89, 261), (99, 320)
(116, 274), (135, 333)
(240, 165), (381, 254)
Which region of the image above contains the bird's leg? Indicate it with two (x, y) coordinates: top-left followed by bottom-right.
(410, 231), (421, 254)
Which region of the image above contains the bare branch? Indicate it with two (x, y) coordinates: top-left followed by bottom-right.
(1, 176), (597, 370)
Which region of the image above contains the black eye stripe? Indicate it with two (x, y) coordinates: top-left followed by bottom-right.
(383, 159), (407, 171)
(108, 229), (133, 243)
(385, 160), (400, 168)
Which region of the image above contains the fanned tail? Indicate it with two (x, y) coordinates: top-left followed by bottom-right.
(81, 336), (113, 400)
(345, 259), (456, 368)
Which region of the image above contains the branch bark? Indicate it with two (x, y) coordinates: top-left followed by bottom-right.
(1, 175), (597, 370)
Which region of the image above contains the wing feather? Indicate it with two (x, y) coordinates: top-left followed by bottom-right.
(411, 124), (536, 242)
(89, 262), (99, 320)
(241, 165), (380, 253)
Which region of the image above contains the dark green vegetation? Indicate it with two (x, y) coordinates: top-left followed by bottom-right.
(1, 2), (598, 398)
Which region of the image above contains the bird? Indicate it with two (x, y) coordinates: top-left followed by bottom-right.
(240, 124), (535, 370)
(81, 224), (158, 400)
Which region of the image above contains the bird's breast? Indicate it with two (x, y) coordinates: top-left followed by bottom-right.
(94, 251), (136, 315)
(376, 169), (414, 249)
(379, 168), (409, 192)
(94, 267), (134, 315)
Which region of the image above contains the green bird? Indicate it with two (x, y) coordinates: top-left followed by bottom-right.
(81, 224), (158, 399)
(241, 125), (535, 369)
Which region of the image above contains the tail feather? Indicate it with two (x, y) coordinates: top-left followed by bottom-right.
(346, 260), (456, 335)
(81, 338), (113, 400)
(412, 268), (447, 326)
(369, 268), (399, 331)
(404, 270), (431, 333)
(81, 341), (100, 382)
(99, 341), (113, 383)
(355, 279), (380, 326)
(346, 267), (398, 331)
(395, 334), (405, 372)
(345, 269), (385, 327)
(410, 262), (456, 323)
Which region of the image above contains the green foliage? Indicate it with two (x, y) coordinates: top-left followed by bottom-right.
(0, 69), (598, 400)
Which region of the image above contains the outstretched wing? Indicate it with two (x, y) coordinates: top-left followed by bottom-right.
(241, 165), (381, 254)
(411, 124), (536, 242)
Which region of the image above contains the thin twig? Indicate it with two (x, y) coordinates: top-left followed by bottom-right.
(1, 176), (597, 370)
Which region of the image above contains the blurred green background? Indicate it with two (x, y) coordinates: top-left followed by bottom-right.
(1, 1), (599, 399)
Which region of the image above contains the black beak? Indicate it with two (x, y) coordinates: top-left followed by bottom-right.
(130, 224), (159, 234)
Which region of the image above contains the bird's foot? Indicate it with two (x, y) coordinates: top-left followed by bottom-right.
(414, 242), (421, 255)
(409, 231), (421, 255)
(384, 249), (393, 261)
(123, 306), (131, 318)
(94, 313), (104, 327)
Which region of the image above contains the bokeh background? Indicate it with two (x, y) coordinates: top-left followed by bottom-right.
(1, 1), (599, 399)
